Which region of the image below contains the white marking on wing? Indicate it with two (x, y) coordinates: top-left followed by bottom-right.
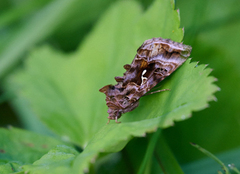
(141, 69), (147, 85)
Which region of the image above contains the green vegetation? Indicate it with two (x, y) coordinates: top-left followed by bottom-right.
(0, 0), (239, 173)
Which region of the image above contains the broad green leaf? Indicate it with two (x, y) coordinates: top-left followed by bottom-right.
(6, 0), (143, 147)
(0, 127), (65, 164)
(5, 0), (218, 173)
(21, 145), (78, 174)
(72, 58), (218, 173)
(134, 0), (183, 43)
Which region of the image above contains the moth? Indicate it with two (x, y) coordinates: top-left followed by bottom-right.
(99, 37), (192, 123)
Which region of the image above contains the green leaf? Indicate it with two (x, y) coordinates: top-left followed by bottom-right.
(0, 161), (22, 174)
(134, 0), (183, 43)
(72, 58), (218, 173)
(5, 0), (218, 173)
(0, 127), (65, 164)
(21, 145), (78, 174)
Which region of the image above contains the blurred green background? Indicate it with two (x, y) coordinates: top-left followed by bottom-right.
(0, 0), (240, 172)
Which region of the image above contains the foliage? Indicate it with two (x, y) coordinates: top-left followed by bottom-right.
(165, 0), (240, 164)
(0, 0), (239, 173)
(0, 127), (70, 173)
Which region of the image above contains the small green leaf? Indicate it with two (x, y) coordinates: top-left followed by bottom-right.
(21, 145), (78, 174)
(0, 127), (65, 164)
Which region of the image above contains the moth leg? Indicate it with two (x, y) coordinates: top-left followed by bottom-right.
(115, 116), (121, 123)
(107, 119), (110, 124)
(144, 89), (170, 96)
(149, 85), (163, 91)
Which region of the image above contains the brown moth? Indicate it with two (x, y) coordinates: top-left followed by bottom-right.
(99, 37), (192, 123)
